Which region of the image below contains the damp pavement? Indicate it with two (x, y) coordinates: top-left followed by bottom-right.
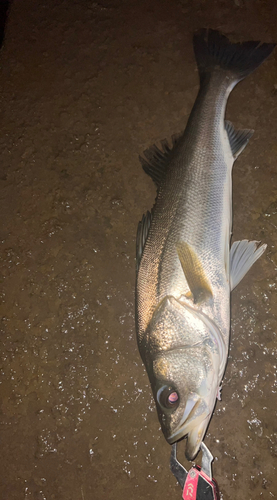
(0, 1), (277, 499)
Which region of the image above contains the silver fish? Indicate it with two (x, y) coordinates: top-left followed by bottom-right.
(135, 29), (275, 461)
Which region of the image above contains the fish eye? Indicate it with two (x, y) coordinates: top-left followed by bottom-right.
(157, 385), (180, 410)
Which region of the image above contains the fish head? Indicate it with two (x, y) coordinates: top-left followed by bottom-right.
(152, 347), (217, 460)
(142, 296), (224, 460)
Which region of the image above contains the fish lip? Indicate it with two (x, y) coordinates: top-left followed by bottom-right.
(185, 417), (210, 461)
(166, 395), (210, 445)
(166, 395), (202, 444)
(167, 428), (188, 445)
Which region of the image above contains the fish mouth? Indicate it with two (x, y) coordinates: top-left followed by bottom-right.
(184, 417), (210, 461)
(167, 393), (210, 460)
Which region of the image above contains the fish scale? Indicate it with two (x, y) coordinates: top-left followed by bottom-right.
(135, 29), (275, 461)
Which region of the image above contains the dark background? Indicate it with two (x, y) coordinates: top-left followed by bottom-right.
(0, 1), (277, 499)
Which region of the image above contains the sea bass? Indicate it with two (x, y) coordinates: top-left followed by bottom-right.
(135, 29), (275, 461)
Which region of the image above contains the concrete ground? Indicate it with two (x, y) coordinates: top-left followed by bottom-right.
(1, 1), (277, 499)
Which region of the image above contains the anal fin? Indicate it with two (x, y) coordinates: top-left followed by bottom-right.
(230, 240), (267, 290)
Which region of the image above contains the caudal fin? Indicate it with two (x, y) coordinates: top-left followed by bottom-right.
(193, 29), (275, 84)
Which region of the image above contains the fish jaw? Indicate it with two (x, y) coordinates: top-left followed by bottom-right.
(185, 417), (210, 461)
(166, 393), (211, 460)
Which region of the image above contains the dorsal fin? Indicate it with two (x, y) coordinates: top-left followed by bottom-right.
(139, 133), (183, 188)
(136, 211), (152, 271)
(225, 120), (254, 159)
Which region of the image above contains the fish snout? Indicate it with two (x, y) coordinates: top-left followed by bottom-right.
(166, 394), (210, 459)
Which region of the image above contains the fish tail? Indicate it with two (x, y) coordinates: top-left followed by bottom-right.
(193, 29), (275, 85)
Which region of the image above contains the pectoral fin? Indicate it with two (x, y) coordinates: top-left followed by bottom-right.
(230, 240), (267, 291)
(177, 242), (213, 304)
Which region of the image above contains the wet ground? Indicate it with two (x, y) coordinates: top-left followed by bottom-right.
(0, 1), (277, 498)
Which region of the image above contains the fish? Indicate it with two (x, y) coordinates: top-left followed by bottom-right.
(135, 29), (275, 461)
